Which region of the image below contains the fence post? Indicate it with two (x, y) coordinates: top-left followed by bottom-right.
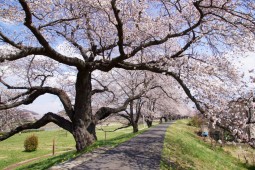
(104, 131), (107, 144)
(52, 138), (55, 156)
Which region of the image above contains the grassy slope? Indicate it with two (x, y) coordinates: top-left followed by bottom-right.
(0, 130), (75, 170)
(0, 124), (149, 170)
(161, 120), (255, 170)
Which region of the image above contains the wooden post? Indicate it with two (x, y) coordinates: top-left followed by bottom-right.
(222, 130), (225, 146)
(104, 131), (106, 144)
(244, 154), (248, 164)
(252, 154), (255, 165)
(211, 137), (213, 148)
(52, 138), (55, 156)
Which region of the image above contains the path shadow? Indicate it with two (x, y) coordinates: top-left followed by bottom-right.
(73, 122), (172, 170)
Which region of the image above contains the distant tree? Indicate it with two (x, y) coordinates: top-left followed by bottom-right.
(0, 108), (38, 132)
(143, 98), (156, 127)
(112, 70), (182, 131)
(111, 70), (157, 133)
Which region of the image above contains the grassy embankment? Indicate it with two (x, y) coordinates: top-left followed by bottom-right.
(0, 123), (150, 170)
(161, 119), (255, 170)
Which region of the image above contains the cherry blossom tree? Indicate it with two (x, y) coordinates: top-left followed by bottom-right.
(111, 69), (184, 131)
(111, 70), (161, 133)
(112, 70), (150, 133)
(141, 79), (183, 124)
(0, 0), (255, 151)
(207, 93), (255, 147)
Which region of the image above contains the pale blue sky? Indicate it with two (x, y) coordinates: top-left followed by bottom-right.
(21, 94), (62, 115)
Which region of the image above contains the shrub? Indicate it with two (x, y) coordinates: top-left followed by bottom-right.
(24, 134), (38, 152)
(0, 132), (6, 136)
(223, 131), (235, 142)
(188, 115), (204, 127)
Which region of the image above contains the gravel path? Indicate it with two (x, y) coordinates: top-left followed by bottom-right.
(50, 122), (173, 170)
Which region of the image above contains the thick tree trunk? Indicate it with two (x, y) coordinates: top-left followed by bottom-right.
(160, 117), (167, 123)
(72, 70), (95, 152)
(146, 120), (152, 127)
(87, 122), (97, 140)
(129, 101), (139, 133)
(132, 122), (139, 133)
(73, 123), (94, 151)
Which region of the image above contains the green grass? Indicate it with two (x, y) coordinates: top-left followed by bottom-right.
(0, 123), (151, 170)
(0, 130), (75, 170)
(160, 120), (255, 170)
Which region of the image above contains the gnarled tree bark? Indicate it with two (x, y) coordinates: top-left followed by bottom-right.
(72, 69), (95, 151)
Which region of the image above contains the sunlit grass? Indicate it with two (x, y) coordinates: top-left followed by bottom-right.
(0, 130), (75, 170)
(160, 120), (255, 170)
(0, 123), (152, 170)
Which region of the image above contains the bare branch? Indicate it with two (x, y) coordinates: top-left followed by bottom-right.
(111, 0), (125, 57)
(170, 31), (200, 59)
(0, 32), (23, 50)
(118, 113), (131, 122)
(0, 47), (45, 63)
(94, 90), (147, 121)
(39, 17), (81, 30)
(56, 31), (88, 60)
(0, 112), (73, 141)
(0, 90), (46, 110)
(97, 124), (131, 132)
(0, 46), (85, 68)
(92, 88), (108, 95)
(0, 84), (73, 118)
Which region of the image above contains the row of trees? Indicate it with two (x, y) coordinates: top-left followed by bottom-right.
(109, 69), (188, 133)
(0, 0), (255, 151)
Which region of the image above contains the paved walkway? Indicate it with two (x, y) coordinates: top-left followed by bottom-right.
(50, 122), (173, 170)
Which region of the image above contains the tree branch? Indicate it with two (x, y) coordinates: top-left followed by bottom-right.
(92, 88), (108, 95)
(94, 91), (146, 121)
(94, 1), (205, 70)
(111, 0), (125, 57)
(0, 112), (73, 141)
(0, 47), (45, 63)
(118, 113), (131, 122)
(128, 1), (204, 58)
(97, 124), (131, 132)
(17, 0), (85, 68)
(111, 61), (206, 114)
(39, 17), (81, 30)
(56, 31), (88, 60)
(0, 82), (73, 118)
(0, 90), (46, 110)
(0, 31), (23, 50)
